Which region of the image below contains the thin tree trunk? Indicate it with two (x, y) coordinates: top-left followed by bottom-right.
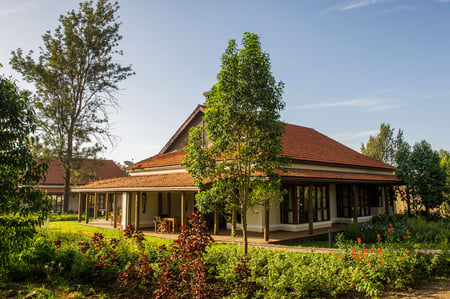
(242, 200), (248, 256)
(63, 168), (71, 213)
(231, 208), (237, 239)
(264, 203), (270, 242)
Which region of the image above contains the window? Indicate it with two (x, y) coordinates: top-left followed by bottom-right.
(52, 195), (63, 214)
(280, 185), (329, 224)
(337, 184), (373, 218)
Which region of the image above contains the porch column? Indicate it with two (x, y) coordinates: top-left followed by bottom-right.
(127, 192), (132, 227)
(352, 184), (358, 224)
(105, 192), (110, 220)
(134, 192), (140, 230)
(78, 193), (82, 222)
(384, 186), (390, 215)
(113, 193), (118, 229)
(264, 203), (270, 241)
(85, 193), (90, 224)
(180, 191), (186, 227)
(308, 185), (313, 235)
(94, 192), (98, 219)
(214, 204), (219, 235)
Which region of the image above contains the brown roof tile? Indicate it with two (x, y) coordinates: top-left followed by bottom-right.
(282, 123), (394, 170)
(73, 172), (195, 191)
(128, 151), (185, 170)
(41, 159), (125, 186)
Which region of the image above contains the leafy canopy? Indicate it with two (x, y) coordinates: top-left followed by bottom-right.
(10, 0), (134, 211)
(361, 123), (404, 166)
(0, 70), (51, 274)
(395, 140), (447, 214)
(183, 32), (288, 254)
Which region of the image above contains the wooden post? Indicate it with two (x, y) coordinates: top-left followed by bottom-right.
(181, 191), (186, 227)
(264, 203), (270, 242)
(134, 192), (140, 230)
(78, 193), (82, 222)
(85, 193), (90, 224)
(352, 184), (358, 224)
(94, 193), (98, 219)
(127, 192), (132, 227)
(105, 192), (110, 220)
(214, 204), (219, 235)
(308, 185), (314, 235)
(113, 193), (118, 229)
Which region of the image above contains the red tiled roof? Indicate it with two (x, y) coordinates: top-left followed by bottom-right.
(72, 172), (196, 191)
(277, 168), (401, 184)
(282, 123), (394, 170)
(128, 151), (185, 170)
(130, 123), (394, 172)
(41, 159), (125, 186)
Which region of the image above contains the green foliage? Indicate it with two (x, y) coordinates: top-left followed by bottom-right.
(395, 140), (447, 214)
(439, 150), (450, 215)
(3, 219), (450, 298)
(0, 72), (51, 277)
(361, 123), (404, 166)
(183, 32), (289, 254)
(10, 0), (134, 212)
(340, 214), (450, 249)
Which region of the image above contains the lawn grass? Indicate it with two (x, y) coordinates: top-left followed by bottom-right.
(45, 220), (171, 246)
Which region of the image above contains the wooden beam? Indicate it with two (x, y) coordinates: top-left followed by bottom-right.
(113, 193), (118, 229)
(352, 184), (358, 224)
(94, 193), (98, 219)
(78, 193), (82, 222)
(308, 185), (314, 235)
(134, 192), (140, 230)
(127, 192), (132, 227)
(180, 191), (186, 227)
(85, 193), (90, 224)
(105, 192), (110, 220)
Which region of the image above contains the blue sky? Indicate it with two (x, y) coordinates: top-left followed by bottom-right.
(1, 0), (449, 164)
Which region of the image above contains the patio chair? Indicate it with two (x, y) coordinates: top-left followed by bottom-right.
(153, 216), (168, 233)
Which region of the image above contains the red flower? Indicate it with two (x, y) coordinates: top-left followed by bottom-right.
(364, 276), (367, 279)
(389, 224), (393, 228)
(406, 250), (410, 254)
(357, 238), (362, 243)
(380, 260), (384, 264)
(406, 228), (410, 234)
(403, 236), (407, 240)
(388, 229), (392, 233)
(377, 248), (382, 252)
(377, 234), (381, 239)
(352, 247), (356, 251)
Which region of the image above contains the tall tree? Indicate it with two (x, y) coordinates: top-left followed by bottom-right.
(395, 140), (447, 216)
(183, 32), (288, 255)
(10, 0), (134, 212)
(361, 123), (404, 166)
(439, 150), (450, 215)
(0, 68), (51, 276)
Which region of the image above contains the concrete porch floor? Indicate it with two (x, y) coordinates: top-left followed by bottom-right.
(80, 218), (344, 245)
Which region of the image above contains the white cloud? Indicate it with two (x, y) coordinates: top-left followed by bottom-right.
(331, 130), (379, 151)
(323, 0), (408, 13)
(295, 98), (402, 111)
(423, 90), (450, 99)
(0, 1), (38, 17)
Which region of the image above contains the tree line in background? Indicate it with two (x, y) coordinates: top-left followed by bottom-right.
(10, 0), (134, 213)
(361, 123), (449, 216)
